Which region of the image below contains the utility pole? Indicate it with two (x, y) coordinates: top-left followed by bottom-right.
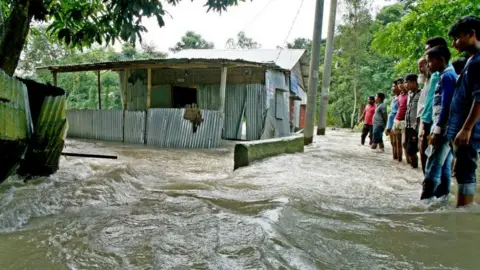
(304, 0), (325, 145)
(317, 0), (338, 135)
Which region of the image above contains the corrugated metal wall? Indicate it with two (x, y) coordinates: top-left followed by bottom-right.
(223, 84), (246, 140)
(146, 109), (223, 148)
(196, 85), (221, 110)
(67, 110), (123, 141)
(261, 70), (292, 139)
(220, 83), (267, 141)
(244, 84), (266, 140)
(92, 110), (123, 141)
(66, 110), (94, 139)
(0, 71), (32, 141)
(124, 111), (146, 144)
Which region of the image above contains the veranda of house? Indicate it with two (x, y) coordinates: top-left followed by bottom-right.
(38, 49), (309, 149)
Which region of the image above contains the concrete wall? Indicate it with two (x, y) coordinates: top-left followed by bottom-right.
(234, 134), (304, 170)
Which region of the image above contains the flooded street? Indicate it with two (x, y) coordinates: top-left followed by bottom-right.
(0, 129), (479, 269)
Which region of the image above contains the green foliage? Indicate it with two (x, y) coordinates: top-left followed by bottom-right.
(371, 0), (480, 75)
(169, 31), (214, 53)
(2, 0), (249, 49)
(225, 31), (261, 49)
(375, 3), (405, 26)
(326, 0), (394, 128)
(287, 37), (312, 59)
(0, 0), (251, 74)
(20, 26), (166, 110)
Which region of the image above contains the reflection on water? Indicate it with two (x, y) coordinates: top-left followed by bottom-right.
(0, 130), (479, 269)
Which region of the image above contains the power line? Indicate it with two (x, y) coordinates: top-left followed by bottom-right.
(275, 0), (306, 61)
(240, 0), (278, 33)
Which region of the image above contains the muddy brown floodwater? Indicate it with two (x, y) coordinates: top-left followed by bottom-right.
(0, 130), (479, 269)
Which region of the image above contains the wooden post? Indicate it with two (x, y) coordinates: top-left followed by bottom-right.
(219, 66), (228, 112)
(145, 68), (152, 145)
(123, 69), (129, 110)
(122, 69), (129, 142)
(147, 68), (152, 109)
(52, 71), (58, 86)
(97, 71), (102, 110)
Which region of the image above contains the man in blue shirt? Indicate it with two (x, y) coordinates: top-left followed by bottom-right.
(421, 37), (451, 132)
(386, 80), (400, 160)
(446, 16), (480, 207)
(420, 46), (457, 201)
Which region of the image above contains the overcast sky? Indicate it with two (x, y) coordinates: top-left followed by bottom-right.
(137, 0), (396, 53)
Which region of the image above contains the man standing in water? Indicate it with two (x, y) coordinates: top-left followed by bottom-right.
(421, 45), (456, 201)
(393, 78), (408, 162)
(405, 74), (421, 168)
(372, 93), (388, 152)
(421, 37), (451, 151)
(386, 81), (400, 160)
(358, 96), (376, 146)
(417, 58), (431, 174)
(446, 16), (480, 207)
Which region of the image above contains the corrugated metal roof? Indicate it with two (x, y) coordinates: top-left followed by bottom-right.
(37, 58), (283, 73)
(171, 49), (306, 71)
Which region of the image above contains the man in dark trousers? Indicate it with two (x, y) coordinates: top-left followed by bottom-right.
(358, 96), (376, 145)
(446, 16), (480, 207)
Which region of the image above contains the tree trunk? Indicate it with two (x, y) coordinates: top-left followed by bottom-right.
(0, 0), (33, 75)
(350, 81), (357, 129)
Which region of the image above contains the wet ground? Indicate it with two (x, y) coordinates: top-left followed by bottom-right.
(0, 129), (479, 269)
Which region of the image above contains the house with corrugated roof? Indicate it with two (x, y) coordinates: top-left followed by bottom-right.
(39, 49), (309, 148)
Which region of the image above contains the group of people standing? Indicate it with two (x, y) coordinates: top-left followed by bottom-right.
(358, 16), (480, 207)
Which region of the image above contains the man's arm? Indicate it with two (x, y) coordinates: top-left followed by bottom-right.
(386, 100), (397, 130)
(455, 62), (480, 146)
(382, 106), (388, 126)
(433, 74), (456, 134)
(358, 108), (366, 124)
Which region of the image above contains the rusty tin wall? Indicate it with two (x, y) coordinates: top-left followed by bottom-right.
(146, 108), (223, 148)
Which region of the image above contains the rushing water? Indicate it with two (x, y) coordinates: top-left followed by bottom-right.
(0, 130), (479, 270)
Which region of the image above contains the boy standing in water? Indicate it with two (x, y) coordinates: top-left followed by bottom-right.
(386, 81), (400, 160)
(393, 78), (408, 162)
(358, 96), (376, 145)
(421, 45), (456, 201)
(372, 93), (388, 152)
(446, 16), (480, 207)
(405, 74), (421, 168)
(417, 58), (431, 174)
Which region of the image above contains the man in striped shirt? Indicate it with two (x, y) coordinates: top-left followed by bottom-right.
(404, 74), (421, 169)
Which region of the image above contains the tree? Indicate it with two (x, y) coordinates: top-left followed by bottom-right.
(326, 0), (395, 128)
(19, 26), (167, 110)
(371, 0), (480, 75)
(0, 0), (251, 75)
(374, 3), (404, 26)
(287, 37), (312, 59)
(169, 31), (214, 53)
(225, 31), (260, 49)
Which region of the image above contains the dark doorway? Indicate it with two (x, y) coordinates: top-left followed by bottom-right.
(172, 86), (197, 108)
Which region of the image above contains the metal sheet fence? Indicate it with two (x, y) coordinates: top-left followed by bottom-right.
(244, 84), (266, 140)
(146, 109), (223, 148)
(67, 110), (122, 141)
(124, 111), (146, 144)
(223, 85), (246, 140)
